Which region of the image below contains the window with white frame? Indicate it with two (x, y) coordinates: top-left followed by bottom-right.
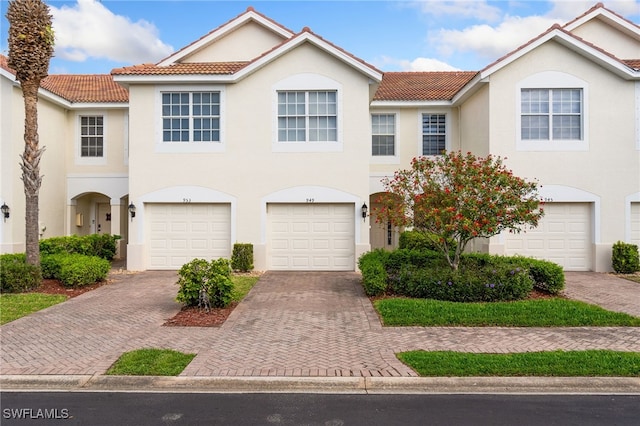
(422, 113), (446, 155)
(372, 114), (395, 156)
(521, 88), (582, 140)
(80, 115), (104, 157)
(277, 91), (337, 142)
(162, 91), (220, 142)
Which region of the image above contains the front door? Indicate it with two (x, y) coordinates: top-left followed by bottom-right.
(97, 203), (112, 234)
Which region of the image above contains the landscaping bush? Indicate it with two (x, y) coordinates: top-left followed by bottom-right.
(40, 253), (66, 279)
(55, 254), (111, 287)
(526, 259), (565, 294)
(40, 234), (121, 260)
(612, 241), (640, 274)
(231, 243), (254, 272)
(0, 253), (41, 293)
(399, 230), (456, 253)
(358, 250), (389, 296)
(397, 262), (533, 302)
(176, 258), (234, 308)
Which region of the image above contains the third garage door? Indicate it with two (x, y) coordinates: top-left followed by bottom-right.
(504, 202), (592, 271)
(267, 203), (355, 271)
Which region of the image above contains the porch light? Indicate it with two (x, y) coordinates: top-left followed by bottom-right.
(128, 203), (136, 220)
(1, 203), (9, 221)
(361, 203), (368, 221)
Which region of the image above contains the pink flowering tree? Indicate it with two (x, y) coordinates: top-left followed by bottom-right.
(375, 151), (544, 270)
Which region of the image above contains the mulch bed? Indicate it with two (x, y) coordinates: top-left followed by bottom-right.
(163, 303), (238, 327)
(36, 279), (111, 298)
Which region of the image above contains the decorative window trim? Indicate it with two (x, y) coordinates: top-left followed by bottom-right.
(272, 73), (343, 153)
(154, 85), (226, 153)
(371, 111), (399, 164)
(418, 111), (450, 156)
(75, 112), (107, 166)
(516, 71), (589, 152)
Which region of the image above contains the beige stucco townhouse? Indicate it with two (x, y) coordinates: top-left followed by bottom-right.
(1, 3), (639, 272)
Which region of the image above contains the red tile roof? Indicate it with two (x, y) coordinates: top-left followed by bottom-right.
(41, 74), (128, 103)
(623, 59), (640, 70)
(2, 54), (128, 103)
(373, 72), (477, 101)
(111, 61), (249, 76)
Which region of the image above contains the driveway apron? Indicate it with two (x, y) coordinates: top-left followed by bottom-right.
(1, 270), (639, 377)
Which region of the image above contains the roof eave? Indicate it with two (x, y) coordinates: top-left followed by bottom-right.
(112, 74), (237, 84)
(370, 100), (453, 108)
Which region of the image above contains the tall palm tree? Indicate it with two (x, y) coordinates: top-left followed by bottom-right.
(6, 0), (54, 266)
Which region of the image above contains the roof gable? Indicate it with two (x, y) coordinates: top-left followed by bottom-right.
(157, 7), (294, 66)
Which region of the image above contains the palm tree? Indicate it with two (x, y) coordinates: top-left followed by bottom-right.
(6, 0), (54, 266)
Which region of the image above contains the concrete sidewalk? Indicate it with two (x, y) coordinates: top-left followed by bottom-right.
(1, 268), (639, 392)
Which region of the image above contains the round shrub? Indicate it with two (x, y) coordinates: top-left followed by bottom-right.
(612, 241), (640, 274)
(0, 253), (41, 293)
(176, 258), (234, 308)
(56, 254), (111, 287)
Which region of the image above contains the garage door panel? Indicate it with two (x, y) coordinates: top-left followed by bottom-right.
(631, 203), (640, 246)
(268, 203), (355, 271)
(505, 202), (591, 271)
(146, 203), (231, 270)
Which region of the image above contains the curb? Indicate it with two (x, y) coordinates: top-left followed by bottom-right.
(2, 375), (639, 394)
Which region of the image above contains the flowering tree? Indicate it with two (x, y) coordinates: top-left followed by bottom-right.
(375, 151), (544, 270)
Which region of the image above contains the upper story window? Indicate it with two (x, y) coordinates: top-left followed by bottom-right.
(422, 113), (446, 155)
(162, 92), (220, 142)
(80, 115), (104, 157)
(372, 114), (395, 156)
(277, 91), (337, 142)
(521, 88), (582, 140)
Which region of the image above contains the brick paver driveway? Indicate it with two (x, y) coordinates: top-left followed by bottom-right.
(1, 270), (639, 377)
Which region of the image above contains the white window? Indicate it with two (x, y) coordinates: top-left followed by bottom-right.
(521, 89), (582, 140)
(80, 115), (104, 157)
(162, 92), (220, 142)
(277, 91), (337, 142)
(422, 113), (446, 155)
(372, 114), (395, 156)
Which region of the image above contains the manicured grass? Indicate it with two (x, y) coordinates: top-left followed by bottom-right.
(374, 297), (640, 327)
(231, 275), (260, 302)
(106, 348), (196, 376)
(620, 274), (640, 284)
(0, 293), (67, 325)
(398, 350), (640, 377)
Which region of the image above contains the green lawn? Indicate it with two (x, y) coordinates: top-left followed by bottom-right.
(398, 350), (640, 377)
(0, 293), (67, 325)
(106, 348), (195, 376)
(231, 275), (260, 302)
(374, 297), (640, 327)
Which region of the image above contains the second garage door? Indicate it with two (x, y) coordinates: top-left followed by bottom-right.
(504, 202), (592, 271)
(146, 203), (231, 270)
(268, 203), (355, 271)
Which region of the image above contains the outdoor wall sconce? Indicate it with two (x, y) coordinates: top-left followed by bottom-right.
(361, 203), (368, 221)
(128, 203), (136, 221)
(1, 203), (9, 222)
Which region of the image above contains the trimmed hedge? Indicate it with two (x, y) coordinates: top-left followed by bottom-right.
(231, 243), (254, 272)
(40, 234), (121, 260)
(42, 253), (110, 287)
(0, 253), (41, 293)
(399, 230), (455, 253)
(176, 258), (234, 308)
(612, 241), (640, 274)
(359, 249), (565, 300)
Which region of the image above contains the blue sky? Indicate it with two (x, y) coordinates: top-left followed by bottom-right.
(1, 0), (639, 74)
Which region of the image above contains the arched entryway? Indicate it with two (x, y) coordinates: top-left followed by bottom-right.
(369, 192), (402, 251)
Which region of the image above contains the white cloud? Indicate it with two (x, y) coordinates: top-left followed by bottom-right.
(50, 0), (173, 64)
(412, 0), (503, 23)
(375, 55), (461, 71)
(431, 15), (558, 59)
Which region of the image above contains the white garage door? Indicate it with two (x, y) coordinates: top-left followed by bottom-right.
(268, 203), (355, 271)
(146, 203), (231, 270)
(631, 203), (640, 247)
(504, 202), (591, 271)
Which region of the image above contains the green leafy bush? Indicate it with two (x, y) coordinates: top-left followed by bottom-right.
(0, 254), (41, 293)
(527, 259), (565, 294)
(55, 254), (111, 287)
(358, 250), (389, 296)
(612, 241), (640, 274)
(40, 234), (121, 260)
(398, 262), (533, 302)
(41, 253), (66, 279)
(176, 258), (234, 308)
(399, 230), (455, 252)
(231, 243), (254, 272)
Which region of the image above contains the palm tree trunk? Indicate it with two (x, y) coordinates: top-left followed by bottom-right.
(20, 81), (43, 266)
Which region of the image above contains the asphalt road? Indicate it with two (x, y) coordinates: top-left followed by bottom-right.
(2, 392), (639, 425)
